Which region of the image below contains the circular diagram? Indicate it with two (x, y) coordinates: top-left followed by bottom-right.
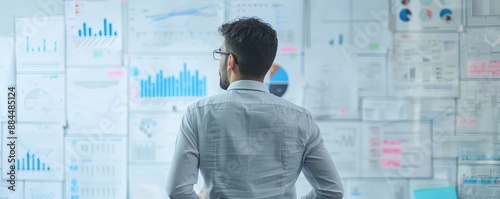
(440, 8), (453, 22)
(400, 9), (412, 22)
(264, 63), (288, 97)
(420, 8), (432, 22)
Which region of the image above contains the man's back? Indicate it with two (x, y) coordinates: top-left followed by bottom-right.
(166, 80), (344, 199)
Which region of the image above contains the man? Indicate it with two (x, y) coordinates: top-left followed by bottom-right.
(166, 17), (343, 199)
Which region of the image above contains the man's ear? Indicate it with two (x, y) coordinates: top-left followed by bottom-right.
(227, 54), (236, 71)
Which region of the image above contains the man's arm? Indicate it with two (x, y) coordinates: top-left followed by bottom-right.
(166, 109), (201, 199)
(300, 120), (344, 199)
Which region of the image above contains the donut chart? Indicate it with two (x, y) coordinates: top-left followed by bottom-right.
(420, 8), (432, 22)
(265, 64), (288, 97)
(400, 9), (412, 22)
(440, 8), (453, 22)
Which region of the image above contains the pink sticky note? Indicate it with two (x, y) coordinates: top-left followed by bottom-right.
(279, 46), (298, 54)
(490, 60), (500, 77)
(467, 60), (489, 77)
(383, 140), (402, 146)
(381, 159), (401, 168)
(108, 70), (124, 77)
(383, 148), (402, 155)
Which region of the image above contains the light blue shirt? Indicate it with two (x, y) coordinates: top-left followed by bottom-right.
(166, 80), (343, 199)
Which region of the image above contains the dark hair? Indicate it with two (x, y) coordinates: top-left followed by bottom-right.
(218, 17), (278, 78)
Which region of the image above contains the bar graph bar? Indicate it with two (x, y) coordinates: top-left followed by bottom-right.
(78, 18), (118, 37)
(140, 63), (207, 98)
(17, 152), (51, 171)
(26, 36), (57, 53)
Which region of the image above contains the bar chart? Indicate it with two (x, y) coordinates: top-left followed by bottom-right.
(3, 124), (64, 180)
(25, 37), (58, 53)
(129, 55), (219, 112)
(15, 16), (65, 72)
(77, 18), (118, 37)
(17, 152), (51, 171)
(139, 63), (207, 98)
(65, 0), (123, 65)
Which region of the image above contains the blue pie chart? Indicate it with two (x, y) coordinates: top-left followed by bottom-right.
(265, 64), (288, 97)
(400, 9), (412, 22)
(440, 8), (453, 22)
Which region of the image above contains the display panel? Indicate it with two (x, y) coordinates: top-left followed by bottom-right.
(0, 0), (498, 198)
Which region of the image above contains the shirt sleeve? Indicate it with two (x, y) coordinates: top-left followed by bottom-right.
(300, 119), (344, 199)
(166, 109), (201, 199)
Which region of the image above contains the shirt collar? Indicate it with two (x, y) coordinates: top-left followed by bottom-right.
(227, 80), (269, 93)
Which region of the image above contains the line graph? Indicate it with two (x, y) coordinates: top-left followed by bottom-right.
(144, 3), (218, 24)
(318, 122), (361, 178)
(128, 0), (223, 53)
(333, 128), (357, 147)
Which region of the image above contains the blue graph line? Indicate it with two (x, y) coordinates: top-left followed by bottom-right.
(145, 3), (218, 24)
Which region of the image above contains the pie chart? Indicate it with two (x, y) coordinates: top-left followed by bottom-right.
(440, 8), (453, 22)
(420, 8), (432, 22)
(400, 9), (412, 22)
(265, 64), (288, 97)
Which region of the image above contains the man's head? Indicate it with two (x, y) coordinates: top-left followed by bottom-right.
(216, 17), (278, 90)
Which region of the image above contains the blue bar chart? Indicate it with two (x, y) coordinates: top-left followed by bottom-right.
(129, 55), (217, 112)
(25, 36), (57, 53)
(77, 18), (118, 37)
(139, 63), (207, 98)
(17, 152), (51, 171)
